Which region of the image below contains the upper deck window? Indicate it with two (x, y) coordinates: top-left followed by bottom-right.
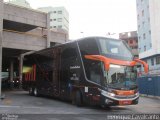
(78, 38), (99, 56)
(98, 38), (133, 61)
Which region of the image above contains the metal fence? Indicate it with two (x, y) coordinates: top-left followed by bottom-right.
(137, 76), (160, 96)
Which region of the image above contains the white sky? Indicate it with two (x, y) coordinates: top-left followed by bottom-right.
(5, 0), (138, 40)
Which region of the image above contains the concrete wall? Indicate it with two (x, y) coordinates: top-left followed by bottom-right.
(28, 28), (68, 44)
(8, 0), (31, 8)
(3, 28), (68, 51)
(3, 3), (47, 28)
(3, 31), (46, 51)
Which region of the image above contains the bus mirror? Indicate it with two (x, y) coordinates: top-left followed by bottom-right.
(104, 62), (110, 71)
(84, 55), (110, 71)
(134, 59), (149, 74)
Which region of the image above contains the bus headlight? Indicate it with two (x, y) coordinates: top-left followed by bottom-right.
(101, 90), (115, 97)
(135, 92), (139, 96)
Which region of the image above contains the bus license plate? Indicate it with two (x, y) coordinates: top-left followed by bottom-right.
(119, 100), (132, 105)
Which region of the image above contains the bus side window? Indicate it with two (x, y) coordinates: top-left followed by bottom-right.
(60, 44), (79, 82)
(85, 60), (102, 85)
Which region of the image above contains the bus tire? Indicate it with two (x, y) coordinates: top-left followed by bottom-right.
(75, 91), (83, 107)
(29, 87), (34, 96)
(33, 88), (39, 97)
(101, 105), (111, 110)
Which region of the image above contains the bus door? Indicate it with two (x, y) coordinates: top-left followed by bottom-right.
(60, 45), (79, 100)
(53, 47), (62, 97)
(83, 60), (103, 104)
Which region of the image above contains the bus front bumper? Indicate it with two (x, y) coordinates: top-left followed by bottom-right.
(101, 91), (139, 106)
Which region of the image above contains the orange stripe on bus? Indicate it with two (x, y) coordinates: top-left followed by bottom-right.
(114, 90), (135, 96)
(84, 55), (148, 73)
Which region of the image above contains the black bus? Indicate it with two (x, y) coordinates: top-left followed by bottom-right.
(23, 37), (148, 107)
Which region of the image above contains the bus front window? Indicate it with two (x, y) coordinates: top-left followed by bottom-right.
(98, 38), (133, 61)
(104, 64), (137, 90)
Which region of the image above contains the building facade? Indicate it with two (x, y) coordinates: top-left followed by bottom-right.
(38, 7), (69, 32)
(136, 0), (160, 75)
(119, 31), (138, 58)
(0, 2), (68, 93)
(8, 0), (31, 8)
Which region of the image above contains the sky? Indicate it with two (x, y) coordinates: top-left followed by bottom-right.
(5, 0), (138, 40)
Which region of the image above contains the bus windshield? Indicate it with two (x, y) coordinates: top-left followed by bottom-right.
(98, 38), (133, 61)
(103, 64), (137, 90)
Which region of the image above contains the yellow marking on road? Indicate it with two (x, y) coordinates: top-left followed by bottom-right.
(3, 99), (12, 105)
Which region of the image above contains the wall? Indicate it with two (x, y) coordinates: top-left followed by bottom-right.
(138, 76), (160, 96)
(3, 3), (47, 28)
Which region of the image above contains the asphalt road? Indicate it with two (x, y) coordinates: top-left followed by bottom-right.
(0, 90), (160, 120)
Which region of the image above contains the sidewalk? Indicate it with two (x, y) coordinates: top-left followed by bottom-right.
(140, 94), (160, 100)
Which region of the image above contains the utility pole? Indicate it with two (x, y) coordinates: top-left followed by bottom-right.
(0, 0), (4, 99)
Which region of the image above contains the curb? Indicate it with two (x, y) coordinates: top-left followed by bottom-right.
(140, 94), (160, 100)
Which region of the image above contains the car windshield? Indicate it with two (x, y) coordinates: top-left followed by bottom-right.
(103, 64), (137, 90)
(98, 38), (133, 61)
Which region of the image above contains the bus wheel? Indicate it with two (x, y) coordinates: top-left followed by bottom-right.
(33, 88), (39, 97)
(29, 87), (33, 96)
(75, 91), (83, 107)
(101, 105), (111, 110)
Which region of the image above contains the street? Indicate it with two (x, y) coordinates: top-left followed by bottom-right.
(0, 90), (160, 120)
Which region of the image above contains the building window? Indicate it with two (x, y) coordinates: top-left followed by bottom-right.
(150, 43), (152, 48)
(141, 0), (143, 2)
(151, 58), (154, 66)
(143, 33), (146, 39)
(54, 26), (56, 28)
(128, 32), (131, 37)
(142, 10), (144, 17)
(148, 17), (150, 22)
(54, 19), (56, 21)
(130, 40), (133, 44)
(58, 11), (62, 14)
(134, 46), (138, 49)
(137, 14), (139, 20)
(50, 19), (53, 22)
(142, 21), (145, 26)
(58, 25), (62, 28)
(54, 11), (56, 13)
(149, 30), (151, 34)
(156, 56), (160, 64)
(139, 36), (141, 40)
(58, 18), (62, 22)
(144, 46), (146, 51)
(138, 25), (140, 29)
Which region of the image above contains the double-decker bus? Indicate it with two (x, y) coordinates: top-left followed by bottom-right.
(23, 37), (148, 107)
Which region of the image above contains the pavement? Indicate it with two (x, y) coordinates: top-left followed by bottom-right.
(0, 90), (160, 120)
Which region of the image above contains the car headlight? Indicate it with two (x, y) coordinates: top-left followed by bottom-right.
(101, 90), (115, 97)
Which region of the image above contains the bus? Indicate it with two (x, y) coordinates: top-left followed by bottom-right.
(23, 37), (148, 107)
